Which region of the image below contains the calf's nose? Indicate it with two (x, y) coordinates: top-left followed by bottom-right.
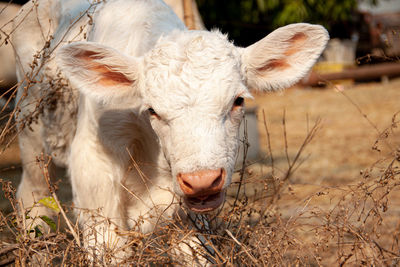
(177, 168), (225, 197)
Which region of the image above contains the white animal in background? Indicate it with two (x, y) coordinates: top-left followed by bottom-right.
(13, 0), (328, 260)
(0, 2), (20, 89)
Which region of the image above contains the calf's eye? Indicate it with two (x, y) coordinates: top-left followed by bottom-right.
(148, 107), (158, 116)
(233, 97), (244, 107)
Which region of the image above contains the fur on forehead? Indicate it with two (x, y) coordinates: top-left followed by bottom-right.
(141, 30), (248, 115)
(149, 30), (239, 63)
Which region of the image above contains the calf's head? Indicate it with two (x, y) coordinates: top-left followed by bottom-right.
(57, 23), (328, 212)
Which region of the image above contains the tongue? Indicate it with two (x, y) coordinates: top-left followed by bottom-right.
(194, 195), (211, 201)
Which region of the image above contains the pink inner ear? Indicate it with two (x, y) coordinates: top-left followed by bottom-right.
(284, 32), (308, 56)
(256, 32), (308, 74)
(76, 50), (133, 87)
(92, 65), (133, 87)
(257, 58), (290, 73)
(287, 32), (308, 43)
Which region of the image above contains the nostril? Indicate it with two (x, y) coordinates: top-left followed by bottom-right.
(182, 180), (193, 189)
(211, 175), (222, 188)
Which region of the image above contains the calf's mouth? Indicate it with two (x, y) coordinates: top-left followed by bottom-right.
(184, 190), (225, 213)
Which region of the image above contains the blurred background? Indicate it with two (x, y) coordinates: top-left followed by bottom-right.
(197, 0), (400, 60)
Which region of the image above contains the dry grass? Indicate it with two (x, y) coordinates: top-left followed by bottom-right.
(1, 1), (400, 265)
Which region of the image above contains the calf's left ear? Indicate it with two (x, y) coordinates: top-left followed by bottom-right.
(241, 23), (329, 91)
(56, 42), (141, 105)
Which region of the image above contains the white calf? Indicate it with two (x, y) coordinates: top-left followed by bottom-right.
(13, 0), (328, 259)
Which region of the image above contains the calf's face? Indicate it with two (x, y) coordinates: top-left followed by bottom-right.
(140, 31), (249, 211)
(57, 24), (329, 212)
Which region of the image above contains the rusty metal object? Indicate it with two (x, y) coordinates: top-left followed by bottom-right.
(304, 62), (400, 86)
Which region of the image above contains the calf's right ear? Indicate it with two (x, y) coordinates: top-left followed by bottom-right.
(56, 42), (141, 105)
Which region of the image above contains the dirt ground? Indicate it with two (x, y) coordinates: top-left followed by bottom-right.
(244, 78), (400, 227)
(249, 77), (400, 187)
(241, 77), (400, 265)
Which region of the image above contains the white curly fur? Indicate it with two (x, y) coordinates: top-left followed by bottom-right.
(13, 0), (329, 260)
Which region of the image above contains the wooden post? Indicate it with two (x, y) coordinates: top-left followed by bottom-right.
(183, 0), (195, 30)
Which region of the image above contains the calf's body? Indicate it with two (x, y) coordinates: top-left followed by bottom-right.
(13, 0), (329, 258)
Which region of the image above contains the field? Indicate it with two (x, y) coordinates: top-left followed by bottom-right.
(1, 78), (400, 265)
(252, 78), (400, 195)
(247, 78), (400, 265)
